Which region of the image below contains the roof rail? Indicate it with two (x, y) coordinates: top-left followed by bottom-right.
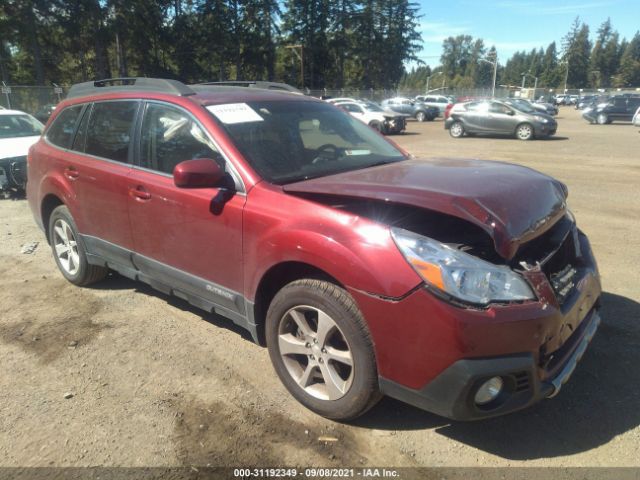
(196, 81), (304, 95)
(66, 77), (196, 99)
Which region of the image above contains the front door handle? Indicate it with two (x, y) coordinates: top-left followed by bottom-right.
(129, 185), (151, 201)
(64, 166), (79, 180)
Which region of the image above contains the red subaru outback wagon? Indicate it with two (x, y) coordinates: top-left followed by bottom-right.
(28, 78), (601, 421)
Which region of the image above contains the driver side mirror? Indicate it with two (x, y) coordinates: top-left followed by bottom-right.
(506, 109), (515, 116)
(173, 158), (225, 188)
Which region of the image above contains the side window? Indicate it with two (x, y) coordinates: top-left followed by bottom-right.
(85, 101), (138, 163)
(72, 104), (91, 152)
(140, 103), (220, 174)
(490, 102), (510, 114)
(47, 105), (83, 148)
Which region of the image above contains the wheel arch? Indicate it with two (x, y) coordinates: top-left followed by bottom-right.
(41, 194), (65, 244)
(251, 261), (345, 346)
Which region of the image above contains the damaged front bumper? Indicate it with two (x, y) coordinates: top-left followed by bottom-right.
(348, 225), (602, 421)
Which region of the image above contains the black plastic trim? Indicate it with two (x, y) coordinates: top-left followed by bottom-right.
(81, 234), (260, 343)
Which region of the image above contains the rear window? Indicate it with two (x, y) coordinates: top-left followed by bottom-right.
(47, 106), (83, 148)
(85, 101), (138, 163)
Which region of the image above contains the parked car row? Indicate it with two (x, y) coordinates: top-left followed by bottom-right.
(581, 94), (640, 125)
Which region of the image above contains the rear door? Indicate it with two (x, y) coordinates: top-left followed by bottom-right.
(47, 101), (138, 260)
(127, 101), (246, 318)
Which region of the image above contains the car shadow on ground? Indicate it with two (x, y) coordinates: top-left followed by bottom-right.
(461, 135), (569, 141)
(356, 291), (640, 460)
(90, 272), (256, 343)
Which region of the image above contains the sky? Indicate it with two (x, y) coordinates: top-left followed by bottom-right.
(412, 0), (640, 67)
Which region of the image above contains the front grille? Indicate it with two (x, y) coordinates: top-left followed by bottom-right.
(516, 215), (579, 305)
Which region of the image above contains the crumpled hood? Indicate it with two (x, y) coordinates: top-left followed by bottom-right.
(283, 158), (568, 260)
(0, 136), (41, 160)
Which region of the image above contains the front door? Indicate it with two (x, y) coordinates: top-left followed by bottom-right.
(127, 101), (246, 319)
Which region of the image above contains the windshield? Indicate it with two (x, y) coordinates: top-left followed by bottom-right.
(0, 114), (44, 139)
(210, 100), (406, 184)
(363, 102), (385, 112)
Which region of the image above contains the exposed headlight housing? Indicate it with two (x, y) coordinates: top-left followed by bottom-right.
(391, 228), (535, 305)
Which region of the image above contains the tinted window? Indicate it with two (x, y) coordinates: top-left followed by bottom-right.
(140, 103), (220, 174)
(47, 106), (82, 148)
(85, 101), (137, 163)
(72, 104), (91, 152)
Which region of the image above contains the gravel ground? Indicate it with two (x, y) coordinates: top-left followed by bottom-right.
(0, 107), (639, 471)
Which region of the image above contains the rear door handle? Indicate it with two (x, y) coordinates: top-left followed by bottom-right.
(64, 166), (79, 180)
(129, 185), (151, 201)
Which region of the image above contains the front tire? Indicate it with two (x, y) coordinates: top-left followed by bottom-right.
(266, 279), (381, 420)
(516, 123), (534, 140)
(49, 205), (108, 286)
(596, 113), (608, 125)
(449, 121), (465, 138)
(415, 111), (426, 122)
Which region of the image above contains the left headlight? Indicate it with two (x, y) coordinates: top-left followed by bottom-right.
(391, 227), (535, 305)
(534, 115), (549, 123)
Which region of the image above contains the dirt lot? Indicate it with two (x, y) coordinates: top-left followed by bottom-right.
(1, 107), (639, 471)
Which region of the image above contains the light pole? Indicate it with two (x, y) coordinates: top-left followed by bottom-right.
(426, 71), (443, 94)
(479, 53), (498, 98)
(521, 72), (538, 97)
(561, 59), (569, 93)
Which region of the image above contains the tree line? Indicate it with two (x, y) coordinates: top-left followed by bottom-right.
(400, 17), (640, 92)
(0, 0), (422, 90)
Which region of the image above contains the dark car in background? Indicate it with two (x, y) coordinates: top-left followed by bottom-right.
(34, 104), (58, 123)
(381, 97), (439, 121)
(445, 99), (557, 140)
(582, 95), (640, 124)
(505, 98), (557, 116)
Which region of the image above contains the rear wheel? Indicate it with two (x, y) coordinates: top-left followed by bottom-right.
(49, 206), (108, 286)
(596, 113), (608, 125)
(449, 121), (465, 138)
(415, 111), (426, 122)
(516, 123), (534, 140)
(266, 279), (381, 420)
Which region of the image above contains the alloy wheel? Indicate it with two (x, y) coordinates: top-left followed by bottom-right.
(517, 124), (533, 140)
(277, 305), (354, 401)
(53, 218), (80, 276)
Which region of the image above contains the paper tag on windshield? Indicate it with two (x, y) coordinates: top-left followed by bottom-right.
(344, 149), (371, 156)
(207, 103), (263, 124)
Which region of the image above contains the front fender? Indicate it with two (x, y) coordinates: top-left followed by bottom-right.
(243, 184), (421, 302)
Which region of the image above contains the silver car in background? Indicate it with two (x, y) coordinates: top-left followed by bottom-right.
(444, 99), (557, 140)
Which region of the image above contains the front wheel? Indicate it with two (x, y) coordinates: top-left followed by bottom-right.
(49, 205), (108, 286)
(266, 279), (381, 420)
(449, 121), (465, 138)
(415, 111), (426, 122)
(596, 113), (608, 125)
(516, 123), (534, 140)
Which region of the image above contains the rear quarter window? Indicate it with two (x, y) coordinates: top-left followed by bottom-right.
(47, 105), (83, 148)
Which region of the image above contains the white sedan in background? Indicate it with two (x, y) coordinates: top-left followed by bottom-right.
(333, 101), (407, 134)
(0, 109), (44, 194)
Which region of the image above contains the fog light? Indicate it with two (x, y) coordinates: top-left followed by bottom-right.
(474, 377), (504, 406)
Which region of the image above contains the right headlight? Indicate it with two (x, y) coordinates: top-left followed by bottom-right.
(391, 227), (535, 305)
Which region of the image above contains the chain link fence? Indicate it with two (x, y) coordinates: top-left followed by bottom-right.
(2, 84), (639, 116)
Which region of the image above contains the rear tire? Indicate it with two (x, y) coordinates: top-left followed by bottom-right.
(48, 205), (108, 286)
(516, 123), (534, 140)
(266, 279), (381, 420)
(449, 121), (465, 138)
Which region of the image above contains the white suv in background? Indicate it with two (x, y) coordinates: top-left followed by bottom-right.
(414, 94), (452, 116)
(334, 101), (406, 134)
